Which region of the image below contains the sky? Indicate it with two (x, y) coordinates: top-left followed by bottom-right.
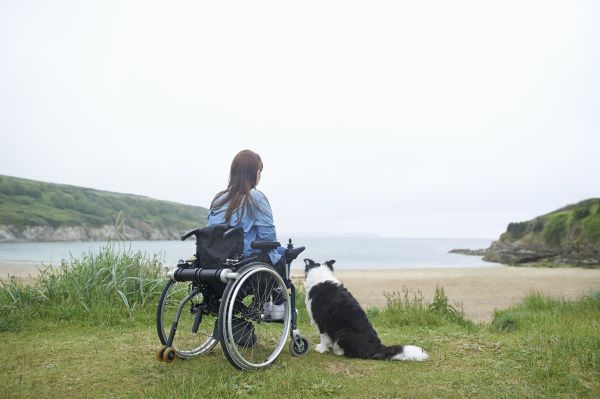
(1, 1), (599, 239)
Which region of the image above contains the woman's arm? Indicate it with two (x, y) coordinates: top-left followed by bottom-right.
(251, 190), (278, 241)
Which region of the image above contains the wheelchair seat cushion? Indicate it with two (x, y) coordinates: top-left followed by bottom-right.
(196, 224), (244, 267)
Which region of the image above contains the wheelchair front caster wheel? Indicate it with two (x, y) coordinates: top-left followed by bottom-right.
(290, 337), (309, 356)
(162, 347), (176, 363)
(156, 346), (166, 362)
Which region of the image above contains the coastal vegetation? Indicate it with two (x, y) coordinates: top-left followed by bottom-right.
(0, 175), (207, 242)
(501, 199), (600, 247)
(1, 244), (599, 398)
(455, 199), (600, 267)
(0, 243), (164, 332)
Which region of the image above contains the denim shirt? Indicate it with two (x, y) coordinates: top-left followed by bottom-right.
(207, 189), (284, 265)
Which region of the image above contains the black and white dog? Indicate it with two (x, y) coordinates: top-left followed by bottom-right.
(303, 259), (428, 361)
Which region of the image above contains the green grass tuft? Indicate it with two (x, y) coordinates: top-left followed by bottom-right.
(378, 286), (474, 330)
(0, 242), (166, 332)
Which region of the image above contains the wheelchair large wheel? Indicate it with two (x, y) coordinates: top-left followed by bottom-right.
(156, 279), (219, 358)
(219, 263), (291, 370)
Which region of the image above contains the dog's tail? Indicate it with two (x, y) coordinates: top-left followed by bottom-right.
(373, 344), (429, 361)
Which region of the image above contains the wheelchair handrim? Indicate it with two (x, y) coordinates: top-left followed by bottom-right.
(224, 265), (291, 369)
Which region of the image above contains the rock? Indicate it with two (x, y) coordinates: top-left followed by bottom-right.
(51, 226), (89, 241)
(0, 225), (19, 242)
(483, 240), (559, 265)
(449, 248), (488, 256)
(0, 223), (183, 242)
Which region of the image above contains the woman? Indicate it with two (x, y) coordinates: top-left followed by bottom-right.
(207, 150), (285, 319)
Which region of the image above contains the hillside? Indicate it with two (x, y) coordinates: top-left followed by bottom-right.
(483, 199), (600, 266)
(0, 175), (208, 242)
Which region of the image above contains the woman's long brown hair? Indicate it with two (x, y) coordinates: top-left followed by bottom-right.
(210, 150), (264, 223)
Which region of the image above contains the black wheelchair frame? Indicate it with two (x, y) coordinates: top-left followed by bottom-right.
(156, 225), (309, 370)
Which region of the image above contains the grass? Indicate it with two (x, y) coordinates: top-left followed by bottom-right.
(0, 242), (164, 332)
(1, 245), (599, 398)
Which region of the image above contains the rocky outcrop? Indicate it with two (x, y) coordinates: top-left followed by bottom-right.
(483, 240), (600, 266)
(0, 224), (183, 242)
(449, 248), (487, 256)
(482, 241), (559, 264)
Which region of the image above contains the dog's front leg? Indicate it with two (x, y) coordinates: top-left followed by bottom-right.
(315, 333), (333, 353)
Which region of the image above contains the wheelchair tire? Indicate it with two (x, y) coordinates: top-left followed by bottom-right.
(219, 262), (291, 370)
(156, 279), (219, 358)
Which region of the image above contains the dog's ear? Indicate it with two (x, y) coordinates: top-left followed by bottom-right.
(324, 259), (336, 271)
(304, 258), (321, 272)
(304, 258), (315, 271)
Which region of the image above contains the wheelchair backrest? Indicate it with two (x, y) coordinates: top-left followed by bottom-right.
(195, 224), (244, 268)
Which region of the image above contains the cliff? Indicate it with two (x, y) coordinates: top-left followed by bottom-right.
(0, 175), (208, 242)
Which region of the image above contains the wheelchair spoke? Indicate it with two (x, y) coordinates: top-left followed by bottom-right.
(220, 263), (291, 370)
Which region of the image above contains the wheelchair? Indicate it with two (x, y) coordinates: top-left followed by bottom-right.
(155, 223), (309, 370)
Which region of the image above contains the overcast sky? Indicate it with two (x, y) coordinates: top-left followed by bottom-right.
(1, 1), (599, 239)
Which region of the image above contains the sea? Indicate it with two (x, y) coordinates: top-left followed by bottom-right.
(0, 236), (500, 270)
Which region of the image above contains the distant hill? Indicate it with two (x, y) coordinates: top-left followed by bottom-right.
(483, 199), (600, 266)
(0, 175), (208, 242)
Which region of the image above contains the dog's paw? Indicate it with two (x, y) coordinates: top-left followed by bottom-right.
(333, 343), (345, 356)
(315, 343), (328, 353)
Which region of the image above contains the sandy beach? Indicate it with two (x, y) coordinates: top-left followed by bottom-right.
(3, 261), (600, 322)
(0, 261), (47, 283)
(292, 266), (600, 322)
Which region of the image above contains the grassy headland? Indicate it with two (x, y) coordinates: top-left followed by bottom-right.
(0, 175), (207, 241)
(1, 244), (599, 398)
(482, 199), (600, 266)
(502, 199), (600, 248)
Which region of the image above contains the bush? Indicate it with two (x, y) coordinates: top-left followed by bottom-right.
(543, 214), (569, 246)
(574, 207), (591, 220)
(582, 217), (600, 243)
(533, 219), (545, 233)
(507, 222), (528, 240)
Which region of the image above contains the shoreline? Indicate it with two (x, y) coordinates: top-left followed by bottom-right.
(3, 262), (600, 322)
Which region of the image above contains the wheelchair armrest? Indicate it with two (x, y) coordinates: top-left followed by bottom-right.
(251, 241), (280, 251)
(285, 246), (305, 262)
(181, 228), (201, 241)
